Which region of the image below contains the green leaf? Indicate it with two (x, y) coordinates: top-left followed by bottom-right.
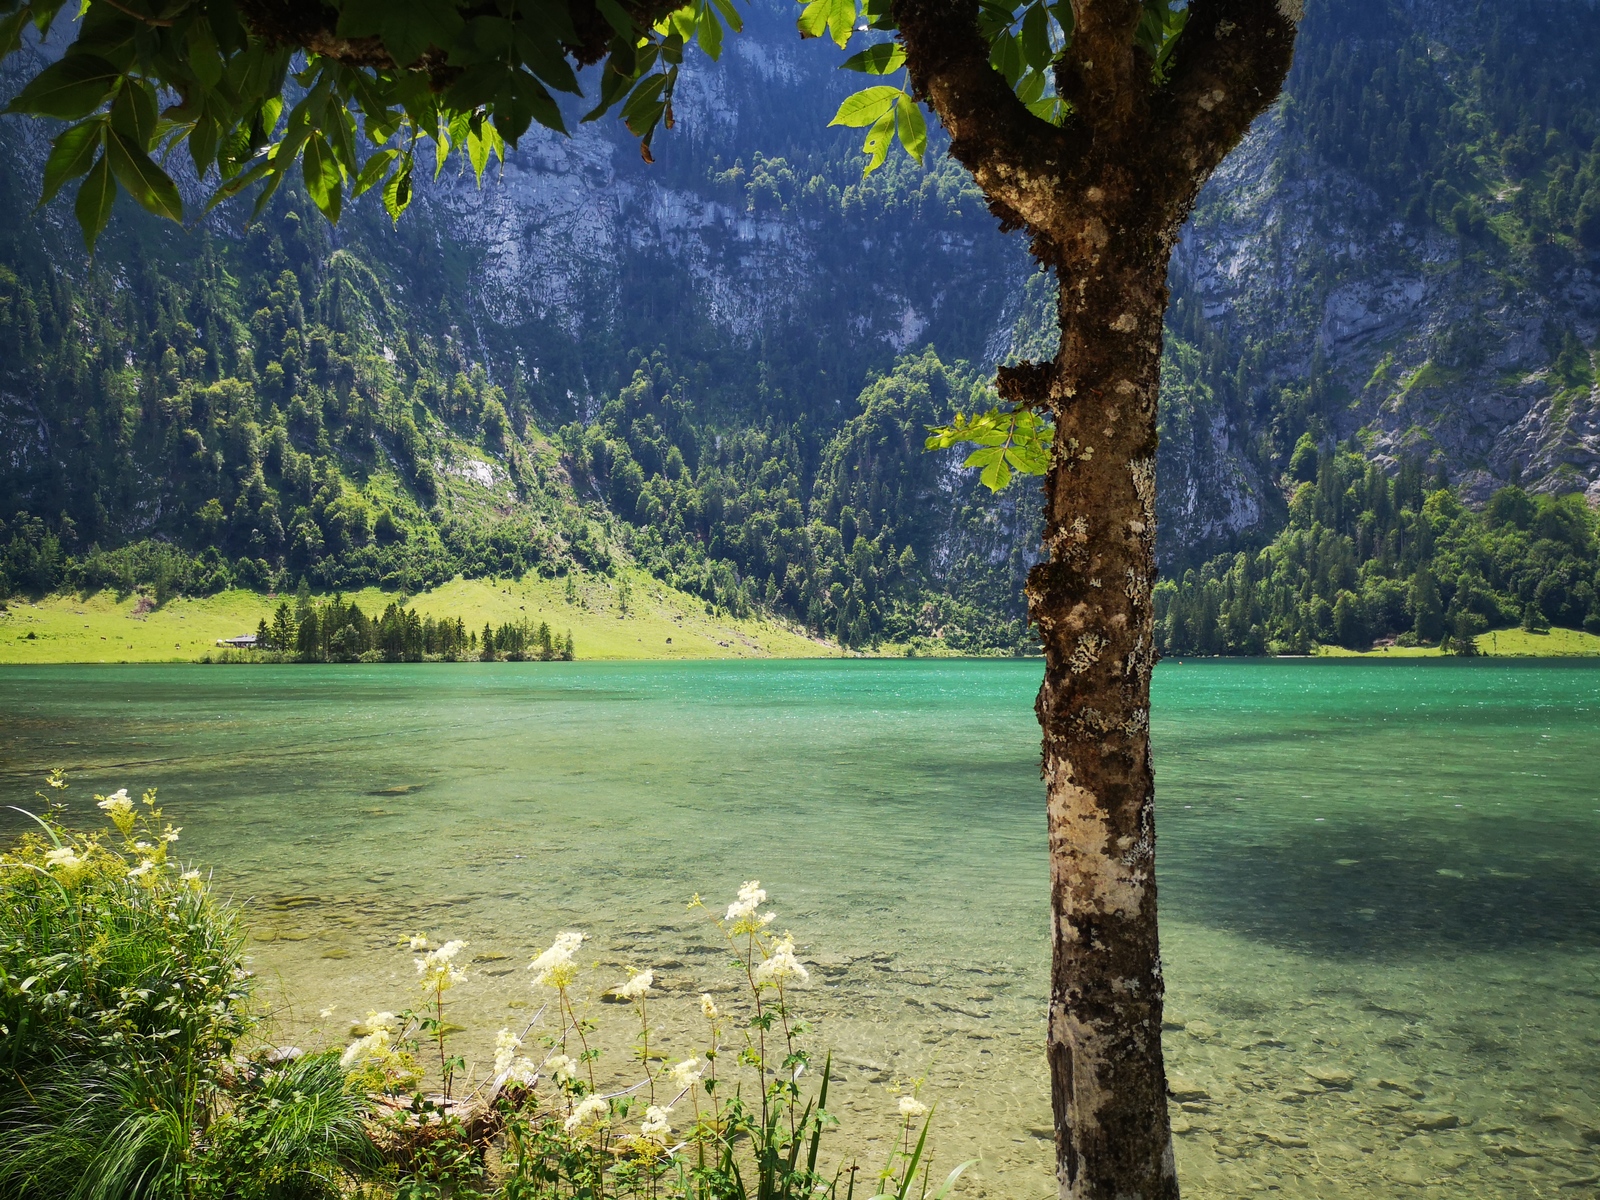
(1020, 2), (1052, 71)
(301, 131), (342, 222)
(185, 19), (224, 89)
(108, 77), (156, 146)
(594, 0), (635, 37)
(104, 129), (182, 221)
(351, 147), (398, 197)
(709, 0), (743, 34)
(74, 150), (115, 252)
(1015, 67), (1046, 104)
(515, 27), (582, 94)
(495, 67), (565, 143)
(322, 97), (359, 176)
(861, 106), (894, 174)
(0, 7), (33, 59)
(41, 118), (104, 205)
(797, 0), (853, 46)
(695, 0), (723, 60)
(926, 406), (1053, 491)
(840, 41), (904, 74)
(466, 120), (491, 182)
(966, 445), (1013, 491)
(989, 32), (1023, 87)
(1025, 95), (1066, 124)
(828, 84), (899, 128)
(620, 70), (670, 138)
(382, 153), (414, 222)
(894, 91), (925, 160)
(206, 155), (271, 210)
(188, 110), (219, 178)
(6, 54), (120, 120)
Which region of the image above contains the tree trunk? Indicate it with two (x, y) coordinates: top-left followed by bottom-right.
(893, 4), (1297, 1196)
(1030, 231), (1176, 1199)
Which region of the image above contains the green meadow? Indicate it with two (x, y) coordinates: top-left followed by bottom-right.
(0, 570), (837, 663)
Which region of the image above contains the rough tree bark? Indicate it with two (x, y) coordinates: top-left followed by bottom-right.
(895, 1), (1298, 1196)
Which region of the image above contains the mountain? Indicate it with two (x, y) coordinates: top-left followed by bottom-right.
(1, 0), (1597, 652)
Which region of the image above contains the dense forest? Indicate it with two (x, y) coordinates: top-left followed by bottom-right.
(1157, 442), (1600, 655)
(1, 0), (1597, 654)
(232, 587), (575, 663)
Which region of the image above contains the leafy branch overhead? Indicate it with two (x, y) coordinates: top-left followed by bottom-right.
(2, 0), (1192, 495)
(2, 0), (740, 248)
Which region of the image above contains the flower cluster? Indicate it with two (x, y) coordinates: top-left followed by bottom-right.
(96, 788), (135, 836)
(529, 930), (586, 990)
(340, 1010), (401, 1068)
(610, 968), (654, 1001)
(753, 934), (810, 988)
(724, 879), (776, 935)
(564, 1094), (608, 1133)
(43, 845), (88, 886)
(668, 1055), (704, 1093)
(493, 1027), (540, 1086)
(416, 939), (469, 995)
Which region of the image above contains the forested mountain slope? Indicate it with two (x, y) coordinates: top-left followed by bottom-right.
(1, 0), (1597, 652)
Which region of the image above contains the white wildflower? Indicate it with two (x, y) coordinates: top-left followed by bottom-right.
(545, 1053), (577, 1084)
(898, 1095), (929, 1120)
(160, 827), (181, 844)
(529, 931), (586, 989)
(564, 1094), (608, 1133)
(319, 1006), (337, 1020)
(416, 940), (468, 993)
(725, 880), (767, 922)
(610, 969), (653, 1001)
(494, 1028), (523, 1077)
(408, 933), (430, 951)
(97, 789), (135, 832)
(700, 993), (719, 1020)
(639, 1105), (673, 1141)
(340, 1012), (398, 1068)
(127, 860), (157, 880)
(503, 1056), (539, 1086)
(44, 847), (80, 869)
(753, 935), (809, 987)
(669, 1056), (704, 1092)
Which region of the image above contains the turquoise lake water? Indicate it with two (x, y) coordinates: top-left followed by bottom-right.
(1, 659), (1597, 1197)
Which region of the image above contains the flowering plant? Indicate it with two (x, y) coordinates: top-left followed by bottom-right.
(340, 881), (976, 1199)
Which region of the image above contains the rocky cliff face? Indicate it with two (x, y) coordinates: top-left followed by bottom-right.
(1178, 108), (1600, 515)
(408, 0), (1600, 576)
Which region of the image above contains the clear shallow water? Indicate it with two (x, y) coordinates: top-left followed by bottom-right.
(2, 659), (1597, 1197)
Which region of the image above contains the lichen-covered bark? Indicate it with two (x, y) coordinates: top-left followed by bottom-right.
(895, 0), (1297, 1195)
(1032, 232), (1175, 1199)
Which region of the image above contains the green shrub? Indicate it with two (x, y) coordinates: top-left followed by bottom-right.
(0, 775), (371, 1200)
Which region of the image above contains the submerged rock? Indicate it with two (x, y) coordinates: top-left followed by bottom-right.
(1405, 1111), (1460, 1131)
(1306, 1066), (1355, 1089)
(1169, 1076), (1212, 1102)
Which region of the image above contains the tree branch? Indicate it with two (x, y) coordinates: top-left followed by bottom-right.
(895, 0), (1084, 240)
(1056, 0), (1146, 123)
(1146, 0), (1297, 211)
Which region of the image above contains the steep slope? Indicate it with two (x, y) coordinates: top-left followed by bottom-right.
(2, 0), (1597, 656)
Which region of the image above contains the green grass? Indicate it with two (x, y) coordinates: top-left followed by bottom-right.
(1315, 627), (1600, 658)
(0, 569), (839, 663)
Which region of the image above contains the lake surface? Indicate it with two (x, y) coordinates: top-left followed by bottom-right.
(2, 659), (1598, 1198)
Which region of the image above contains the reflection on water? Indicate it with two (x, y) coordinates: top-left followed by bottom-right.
(2, 659), (1598, 1198)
